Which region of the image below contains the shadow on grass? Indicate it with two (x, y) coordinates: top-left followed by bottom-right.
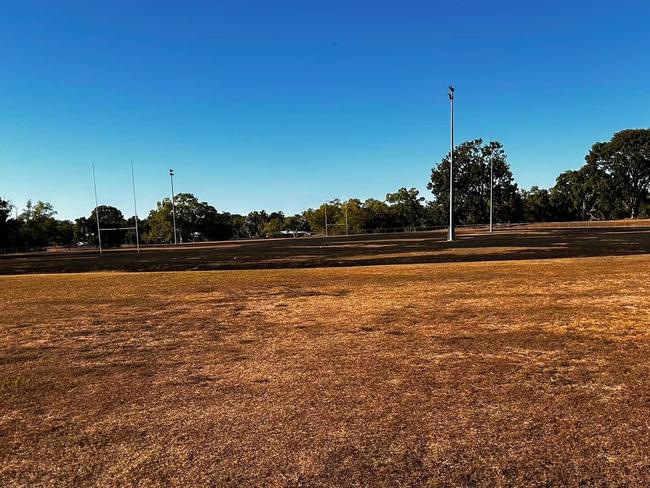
(0, 227), (649, 275)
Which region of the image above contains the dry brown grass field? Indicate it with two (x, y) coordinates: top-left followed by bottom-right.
(1, 246), (650, 485)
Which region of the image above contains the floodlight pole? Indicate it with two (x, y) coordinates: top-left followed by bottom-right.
(92, 163), (102, 254)
(448, 86), (455, 241)
(131, 160), (140, 251)
(345, 201), (349, 236)
(324, 203), (328, 237)
(169, 169), (177, 245)
(489, 153), (494, 232)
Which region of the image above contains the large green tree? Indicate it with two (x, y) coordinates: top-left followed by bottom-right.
(282, 214), (310, 233)
(385, 187), (425, 229)
(305, 201), (344, 235)
(428, 139), (522, 225)
(549, 166), (615, 221)
(148, 199), (174, 242)
(0, 198), (14, 249)
(201, 209), (233, 241)
(89, 205), (126, 248)
(421, 201), (446, 226)
(243, 211), (269, 238)
(585, 129), (650, 219)
(73, 217), (92, 245)
(340, 198), (364, 234)
(148, 193), (233, 242)
(19, 200), (59, 248)
(522, 186), (554, 222)
(55, 220), (75, 248)
(361, 198), (393, 230)
(263, 214), (284, 237)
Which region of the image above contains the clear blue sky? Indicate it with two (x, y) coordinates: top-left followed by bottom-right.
(1, 0), (648, 220)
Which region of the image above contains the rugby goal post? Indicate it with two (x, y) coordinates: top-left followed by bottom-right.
(91, 162), (140, 254)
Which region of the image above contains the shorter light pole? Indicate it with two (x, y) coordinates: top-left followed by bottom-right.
(345, 202), (349, 236)
(324, 203), (328, 237)
(169, 169), (177, 245)
(489, 154), (494, 232)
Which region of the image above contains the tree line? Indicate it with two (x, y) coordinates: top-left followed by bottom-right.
(1, 129), (648, 251)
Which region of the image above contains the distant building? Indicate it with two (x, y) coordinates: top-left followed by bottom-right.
(280, 230), (311, 238)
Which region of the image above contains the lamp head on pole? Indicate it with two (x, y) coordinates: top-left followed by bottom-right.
(448, 86), (455, 100)
(169, 169), (174, 177)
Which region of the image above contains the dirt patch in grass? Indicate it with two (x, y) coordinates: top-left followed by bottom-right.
(1, 254), (650, 485)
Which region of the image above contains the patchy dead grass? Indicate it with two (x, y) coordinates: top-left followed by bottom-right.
(1, 254), (650, 486)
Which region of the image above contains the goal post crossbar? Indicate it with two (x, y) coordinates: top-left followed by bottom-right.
(99, 226), (137, 231)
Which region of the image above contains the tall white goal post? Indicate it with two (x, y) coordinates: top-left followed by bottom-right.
(91, 162), (140, 254)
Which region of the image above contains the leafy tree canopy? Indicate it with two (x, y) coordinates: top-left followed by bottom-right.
(428, 139), (522, 224)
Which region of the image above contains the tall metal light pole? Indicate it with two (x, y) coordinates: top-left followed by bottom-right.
(324, 203), (328, 237)
(345, 201), (349, 236)
(489, 153), (494, 232)
(169, 169), (177, 245)
(448, 86), (455, 241)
